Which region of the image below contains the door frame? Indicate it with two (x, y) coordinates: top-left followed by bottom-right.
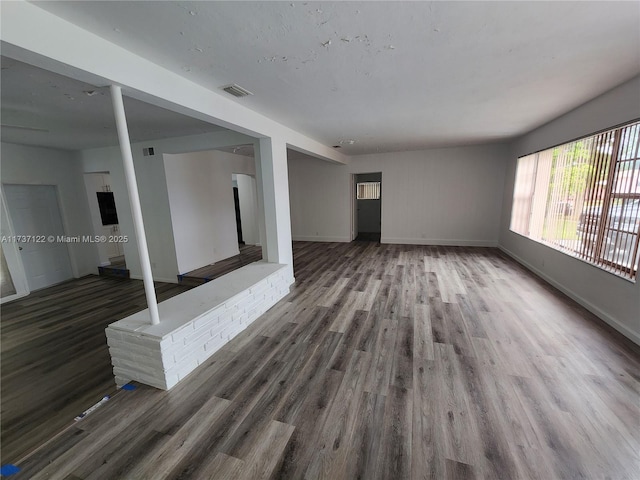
(351, 172), (383, 241)
(0, 186), (30, 303)
(84, 172), (121, 266)
(351, 174), (358, 241)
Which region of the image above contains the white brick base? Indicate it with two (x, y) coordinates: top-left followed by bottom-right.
(106, 262), (294, 390)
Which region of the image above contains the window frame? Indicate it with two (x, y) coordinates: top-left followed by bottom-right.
(356, 181), (381, 200)
(510, 119), (640, 282)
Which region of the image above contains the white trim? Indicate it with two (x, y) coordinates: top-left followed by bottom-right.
(0, 291), (29, 305)
(351, 174), (357, 241)
(498, 245), (640, 345)
(0, 188), (30, 300)
(292, 236), (351, 243)
(381, 238), (498, 247)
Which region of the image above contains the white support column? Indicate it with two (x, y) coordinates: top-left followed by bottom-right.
(254, 138), (294, 270)
(110, 85), (160, 325)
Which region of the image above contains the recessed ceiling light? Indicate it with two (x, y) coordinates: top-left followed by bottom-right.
(221, 84), (253, 98)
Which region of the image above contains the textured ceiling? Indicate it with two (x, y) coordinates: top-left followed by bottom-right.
(10, 1), (640, 154)
(1, 56), (226, 151)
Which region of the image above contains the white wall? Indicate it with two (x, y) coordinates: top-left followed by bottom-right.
(236, 174), (260, 245)
(81, 142), (176, 282)
(288, 154), (351, 242)
(288, 144), (508, 245)
(500, 75), (640, 344)
(1, 142), (98, 278)
(164, 150), (255, 274)
(80, 130), (257, 283)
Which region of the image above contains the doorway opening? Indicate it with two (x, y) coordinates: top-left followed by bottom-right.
(233, 184), (244, 245)
(83, 173), (128, 278)
(231, 173), (260, 249)
(353, 172), (382, 242)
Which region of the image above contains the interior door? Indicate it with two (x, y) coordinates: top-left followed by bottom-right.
(3, 184), (73, 291)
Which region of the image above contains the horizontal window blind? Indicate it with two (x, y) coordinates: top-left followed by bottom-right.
(510, 120), (640, 280)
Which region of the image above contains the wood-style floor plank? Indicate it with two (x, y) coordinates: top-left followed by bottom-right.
(0, 275), (193, 463)
(3, 241), (639, 479)
(180, 244), (262, 285)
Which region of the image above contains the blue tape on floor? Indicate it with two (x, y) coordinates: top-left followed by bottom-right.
(1, 464), (21, 476)
(121, 383), (137, 391)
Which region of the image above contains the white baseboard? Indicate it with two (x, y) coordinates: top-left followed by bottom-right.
(292, 236), (351, 243)
(498, 245), (640, 345)
(0, 290), (29, 304)
(381, 237), (498, 247)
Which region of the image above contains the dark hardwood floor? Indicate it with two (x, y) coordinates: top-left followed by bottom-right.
(5, 241), (640, 479)
(180, 244), (263, 286)
(0, 276), (193, 463)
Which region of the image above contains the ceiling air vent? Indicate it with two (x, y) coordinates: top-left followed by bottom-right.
(221, 84), (253, 98)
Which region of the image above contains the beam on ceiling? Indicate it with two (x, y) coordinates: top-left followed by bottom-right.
(0, 0), (349, 165)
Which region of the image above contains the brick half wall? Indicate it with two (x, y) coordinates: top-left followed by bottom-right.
(105, 262), (293, 390)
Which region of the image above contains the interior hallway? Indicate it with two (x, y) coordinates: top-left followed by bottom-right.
(7, 241), (640, 479)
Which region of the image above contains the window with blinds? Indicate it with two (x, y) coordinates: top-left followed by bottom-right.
(357, 182), (381, 200)
(510, 120), (640, 281)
